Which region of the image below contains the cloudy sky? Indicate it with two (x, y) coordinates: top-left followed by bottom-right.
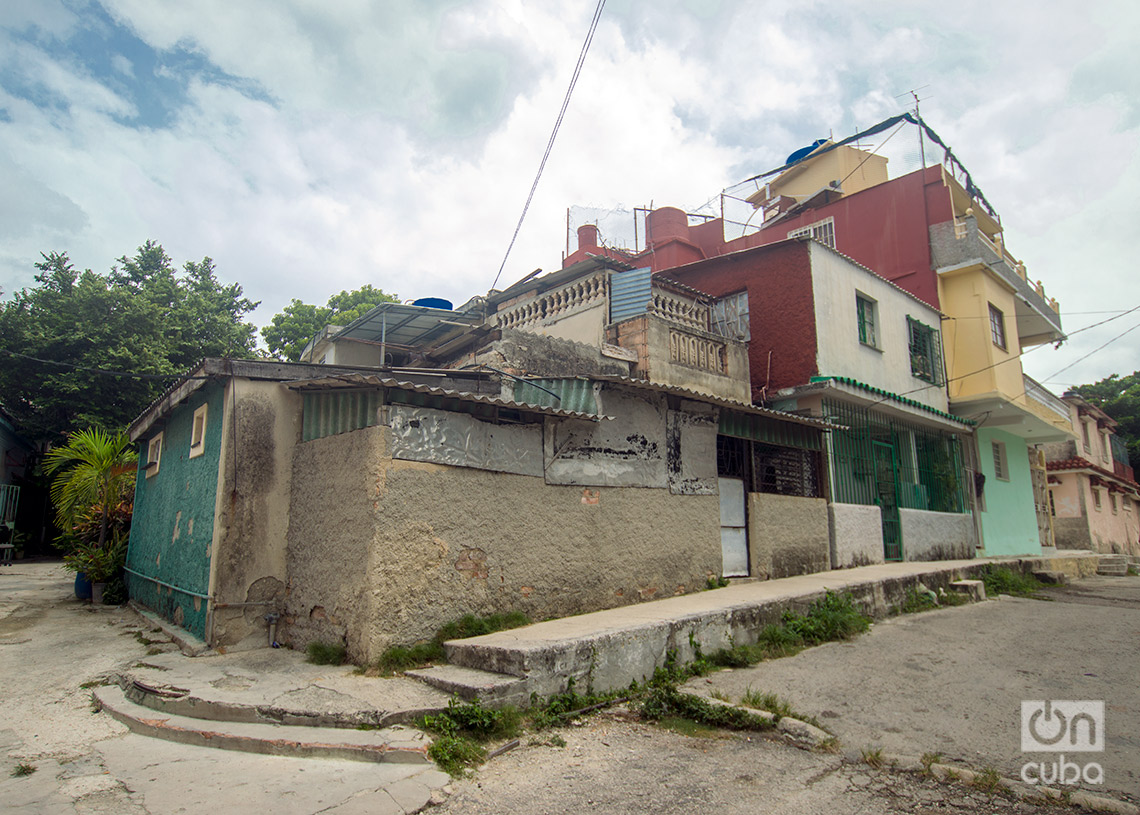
(1, 0), (1137, 389)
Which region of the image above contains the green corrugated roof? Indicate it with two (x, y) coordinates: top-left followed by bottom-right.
(809, 376), (975, 426)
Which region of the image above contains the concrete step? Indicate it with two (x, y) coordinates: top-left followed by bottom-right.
(949, 579), (986, 601)
(1032, 570), (1068, 585)
(404, 665), (530, 707)
(94, 685), (432, 764)
(1097, 554), (1130, 576)
(122, 675), (445, 729)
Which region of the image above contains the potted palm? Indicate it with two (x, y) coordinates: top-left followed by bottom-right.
(43, 428), (136, 604)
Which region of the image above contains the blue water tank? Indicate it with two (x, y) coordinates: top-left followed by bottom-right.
(412, 297), (453, 310)
(786, 139), (827, 165)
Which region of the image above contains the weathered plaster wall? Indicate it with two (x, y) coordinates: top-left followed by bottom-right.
(463, 329), (630, 378)
(209, 379), (298, 649)
(810, 243), (950, 413)
(898, 508), (975, 561)
(747, 494), (830, 578)
(642, 316), (750, 402)
(127, 383), (225, 639)
(828, 503), (884, 568)
(284, 425), (721, 663)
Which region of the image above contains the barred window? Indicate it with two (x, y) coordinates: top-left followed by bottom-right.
(988, 303), (1007, 350)
(717, 435), (822, 498)
(908, 316), (941, 385)
(856, 293), (877, 348)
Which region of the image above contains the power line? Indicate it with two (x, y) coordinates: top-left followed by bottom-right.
(0, 348), (209, 381)
(1043, 321), (1140, 383)
(490, 0), (607, 293)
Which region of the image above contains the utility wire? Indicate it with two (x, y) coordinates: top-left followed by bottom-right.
(490, 0), (607, 293)
(0, 348), (210, 380)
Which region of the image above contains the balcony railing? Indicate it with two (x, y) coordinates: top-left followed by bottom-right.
(493, 272), (608, 331)
(1023, 374), (1070, 421)
(953, 217), (1060, 313)
(647, 290), (710, 332)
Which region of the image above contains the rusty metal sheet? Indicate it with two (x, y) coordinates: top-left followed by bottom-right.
(389, 406), (544, 477)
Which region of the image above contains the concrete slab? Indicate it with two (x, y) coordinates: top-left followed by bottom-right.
(95, 685), (432, 763)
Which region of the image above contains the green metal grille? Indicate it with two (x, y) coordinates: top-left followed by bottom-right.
(907, 317), (943, 385)
(824, 399), (967, 514)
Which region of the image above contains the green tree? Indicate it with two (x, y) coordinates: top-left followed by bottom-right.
(0, 244), (258, 441)
(261, 284), (399, 361)
(1071, 371), (1140, 466)
(42, 427), (136, 549)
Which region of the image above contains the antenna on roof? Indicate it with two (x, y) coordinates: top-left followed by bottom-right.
(895, 85), (931, 168)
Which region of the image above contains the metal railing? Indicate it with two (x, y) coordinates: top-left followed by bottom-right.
(1023, 375), (1071, 421)
(0, 484), (18, 524)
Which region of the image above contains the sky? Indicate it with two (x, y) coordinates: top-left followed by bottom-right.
(1, 0), (1137, 390)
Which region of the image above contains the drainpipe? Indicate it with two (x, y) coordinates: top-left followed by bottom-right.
(265, 612), (280, 648)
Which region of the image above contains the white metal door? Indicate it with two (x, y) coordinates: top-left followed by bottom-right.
(718, 477), (748, 577)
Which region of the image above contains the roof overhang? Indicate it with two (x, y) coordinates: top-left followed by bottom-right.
(951, 391), (1074, 443)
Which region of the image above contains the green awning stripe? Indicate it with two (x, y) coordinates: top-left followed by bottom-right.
(809, 376), (974, 426)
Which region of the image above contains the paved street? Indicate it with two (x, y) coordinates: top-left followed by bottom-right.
(3, 561), (1137, 813)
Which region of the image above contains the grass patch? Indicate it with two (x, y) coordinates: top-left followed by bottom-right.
(971, 766), (1003, 794)
(707, 591), (871, 668)
(979, 565), (1044, 598)
(529, 733), (567, 748)
(896, 586), (939, 615)
(920, 751), (942, 774)
(640, 684), (775, 732)
(305, 641), (347, 665)
(816, 735), (841, 753)
(79, 679), (112, 689)
(417, 698), (522, 777)
(939, 590), (970, 607)
(861, 746), (885, 769)
(655, 716), (724, 738)
(11, 763), (36, 777)
(740, 689), (793, 720)
(371, 611), (531, 675)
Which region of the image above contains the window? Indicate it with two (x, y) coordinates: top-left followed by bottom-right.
(1082, 421), (1091, 453)
(988, 303), (1007, 350)
(1110, 493), (1118, 514)
(908, 317), (942, 384)
(711, 292), (750, 341)
(1092, 488), (1102, 511)
(992, 441), (1008, 481)
(787, 216), (836, 248)
(1102, 432), (1110, 461)
(856, 294), (878, 348)
(1049, 490), (1056, 517)
(189, 404), (208, 459)
(145, 432), (163, 478)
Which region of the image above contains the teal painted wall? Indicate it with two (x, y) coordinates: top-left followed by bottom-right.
(976, 427), (1041, 556)
(126, 384), (225, 638)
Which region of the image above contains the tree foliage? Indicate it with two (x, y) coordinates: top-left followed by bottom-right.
(1071, 371), (1140, 466)
(261, 284), (399, 362)
(0, 242), (258, 441)
(42, 427), (136, 549)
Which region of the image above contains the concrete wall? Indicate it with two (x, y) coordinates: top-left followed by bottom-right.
(127, 383), (226, 639)
(898, 508), (975, 561)
(976, 428), (1041, 557)
(208, 378), (300, 649)
(460, 330), (630, 379)
(810, 243), (950, 414)
(284, 425), (722, 663)
(747, 494), (830, 578)
(828, 502), (884, 568)
(643, 315), (751, 402)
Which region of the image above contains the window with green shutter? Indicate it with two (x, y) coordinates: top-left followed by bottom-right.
(856, 294), (877, 348)
(907, 316), (941, 385)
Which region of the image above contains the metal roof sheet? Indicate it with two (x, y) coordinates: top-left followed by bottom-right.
(331, 302), (482, 348)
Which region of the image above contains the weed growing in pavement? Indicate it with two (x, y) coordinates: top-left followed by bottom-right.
(708, 689), (731, 702)
(78, 678), (112, 689)
(971, 767), (1003, 794)
(740, 689), (793, 720)
(369, 611), (531, 675)
(920, 752), (942, 775)
(528, 681), (621, 731)
(861, 746), (885, 769)
(305, 641), (347, 665)
(641, 683), (776, 732)
(816, 736), (841, 753)
(417, 698), (522, 777)
(895, 586), (939, 615)
(529, 733), (567, 748)
(705, 575), (730, 590)
(938, 589), (970, 607)
(11, 763), (36, 777)
(978, 565), (1045, 598)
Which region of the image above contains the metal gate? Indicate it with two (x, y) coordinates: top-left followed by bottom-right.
(718, 477), (749, 577)
(873, 441), (903, 561)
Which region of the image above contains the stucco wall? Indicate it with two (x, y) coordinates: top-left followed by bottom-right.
(208, 379), (299, 649)
(810, 243), (950, 413)
(643, 315), (751, 402)
(829, 502), (884, 568)
(127, 383), (225, 639)
(747, 494), (830, 578)
(284, 425), (721, 663)
(898, 508), (975, 561)
(976, 428), (1041, 557)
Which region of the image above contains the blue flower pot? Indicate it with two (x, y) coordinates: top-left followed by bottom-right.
(74, 572), (92, 600)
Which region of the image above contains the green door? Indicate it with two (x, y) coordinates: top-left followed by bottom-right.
(873, 441), (903, 561)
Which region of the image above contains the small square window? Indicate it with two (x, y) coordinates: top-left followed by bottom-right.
(992, 441), (1009, 481)
(989, 303), (1006, 350)
(856, 294), (877, 348)
(189, 404), (208, 459)
(145, 432), (163, 478)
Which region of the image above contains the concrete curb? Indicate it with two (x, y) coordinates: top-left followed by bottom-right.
(865, 750), (1139, 815)
(128, 602), (210, 656)
(693, 693), (833, 749)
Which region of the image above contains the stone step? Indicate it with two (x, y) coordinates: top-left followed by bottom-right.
(1097, 564), (1129, 576)
(94, 685), (432, 764)
(949, 579), (986, 601)
(404, 664), (531, 708)
(1032, 570), (1068, 585)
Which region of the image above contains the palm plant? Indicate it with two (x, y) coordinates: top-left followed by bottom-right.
(43, 428), (137, 549)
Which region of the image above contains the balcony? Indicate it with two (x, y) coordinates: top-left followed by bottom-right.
(1023, 374), (1071, 423)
